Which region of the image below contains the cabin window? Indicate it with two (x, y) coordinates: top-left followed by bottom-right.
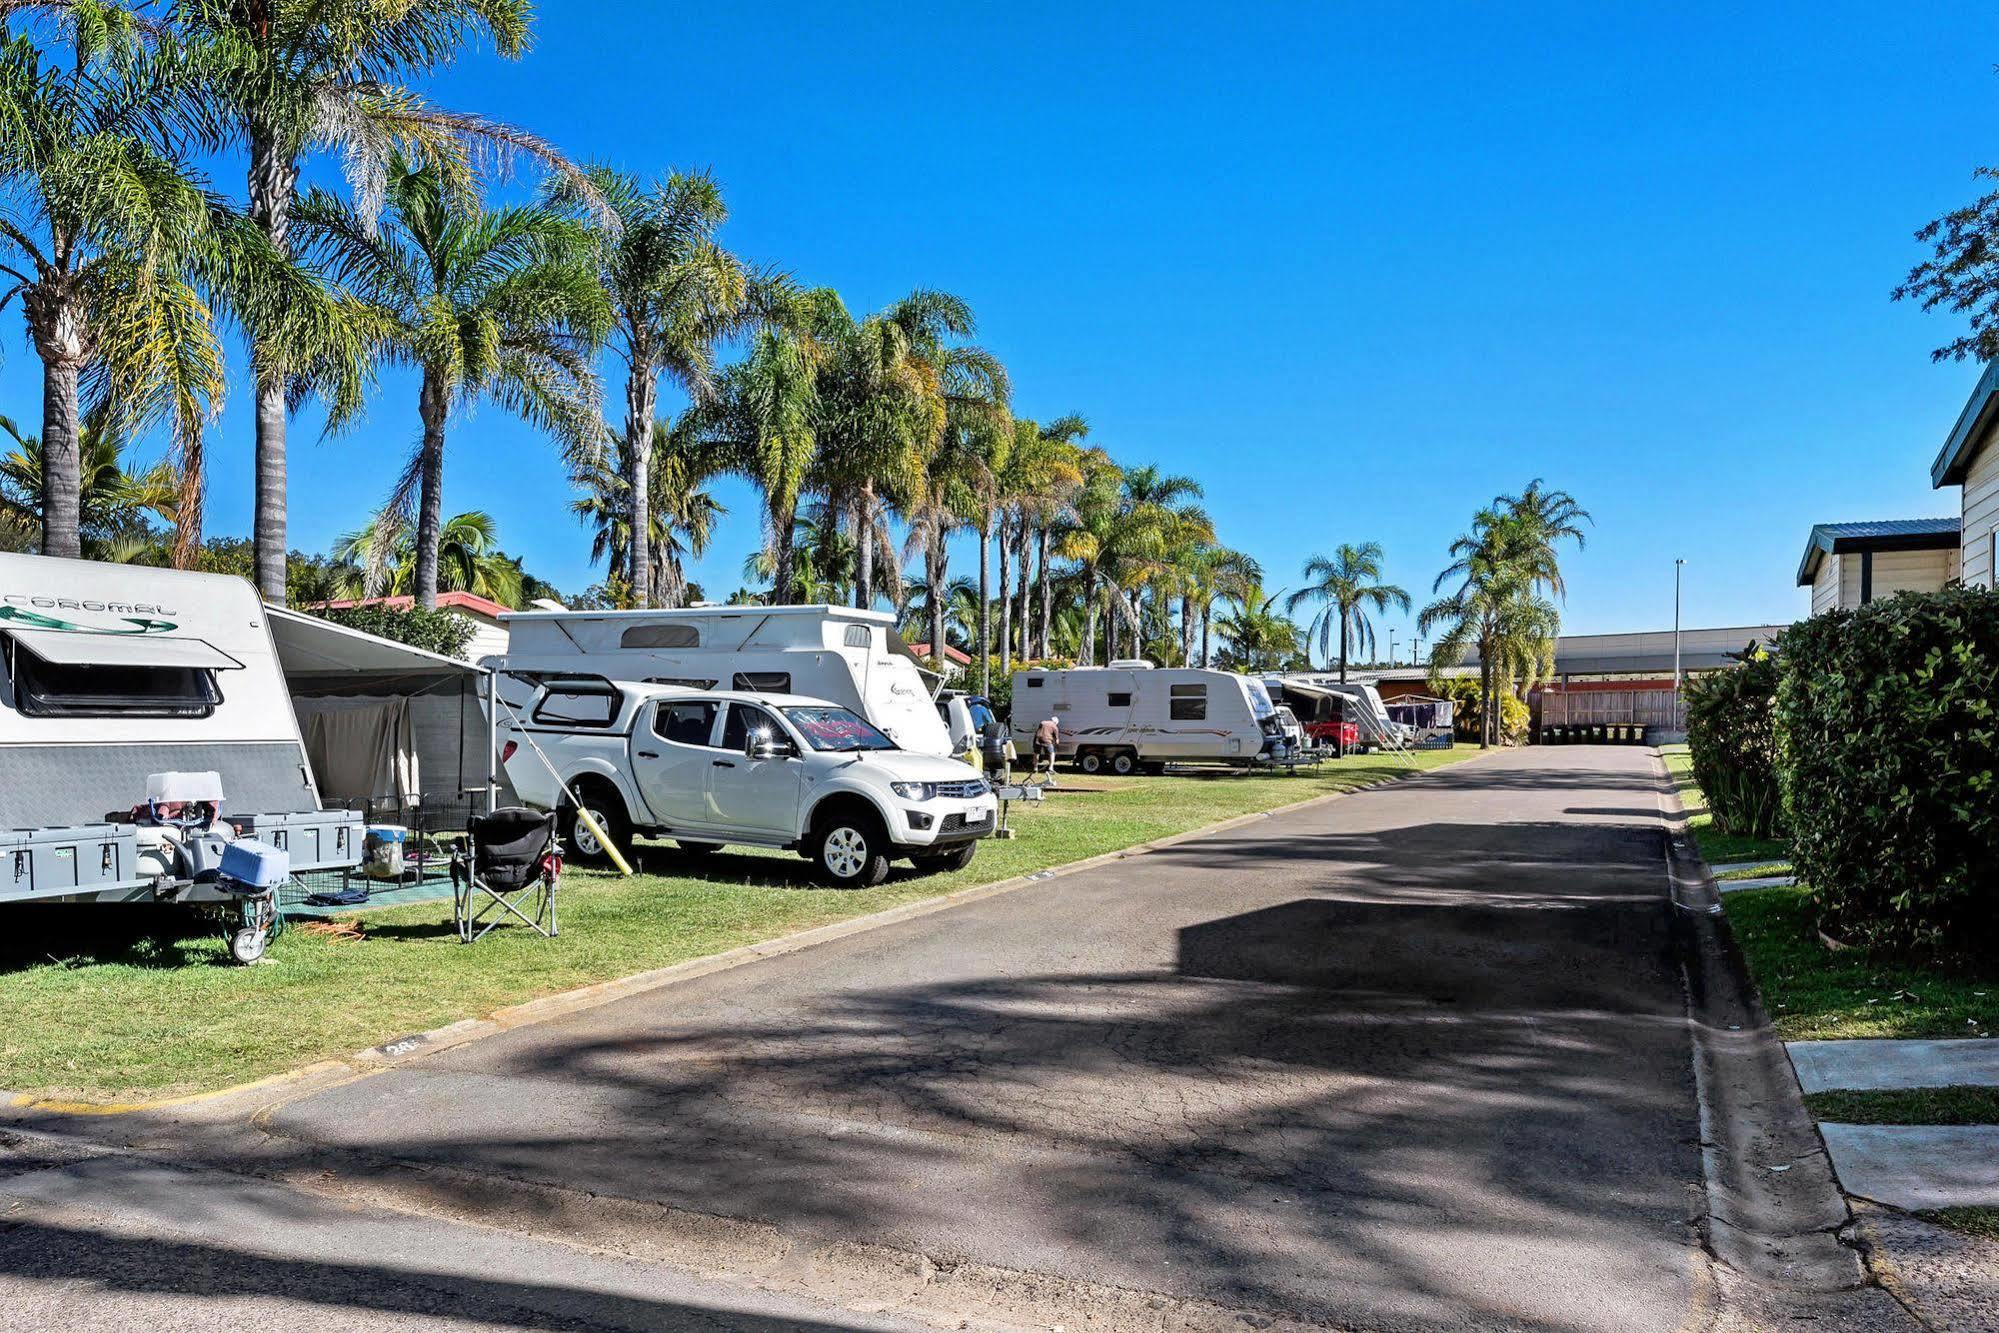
(654, 700), (719, 747)
(1169, 683), (1207, 721)
(7, 649), (221, 719)
(843, 625), (872, 649)
(533, 687), (619, 728)
(1107, 691), (1132, 707)
(621, 624), (700, 649)
(721, 702), (787, 752)
(733, 671), (791, 693)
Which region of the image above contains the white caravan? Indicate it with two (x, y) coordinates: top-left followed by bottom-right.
(491, 605), (953, 757)
(0, 555), (362, 941)
(1009, 662), (1285, 774)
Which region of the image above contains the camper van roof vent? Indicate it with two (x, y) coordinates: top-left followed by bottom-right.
(1107, 659), (1155, 670)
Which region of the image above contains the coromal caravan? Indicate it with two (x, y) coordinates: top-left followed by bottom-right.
(1009, 662), (1286, 774)
(492, 605), (953, 756)
(0, 554), (362, 959)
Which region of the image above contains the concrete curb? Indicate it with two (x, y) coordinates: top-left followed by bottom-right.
(5, 751), (1492, 1121)
(1652, 749), (1867, 1291)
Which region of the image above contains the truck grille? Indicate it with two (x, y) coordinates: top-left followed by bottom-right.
(941, 810), (994, 835)
(933, 780), (990, 799)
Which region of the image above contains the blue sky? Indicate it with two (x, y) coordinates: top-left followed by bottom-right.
(9, 2), (1999, 652)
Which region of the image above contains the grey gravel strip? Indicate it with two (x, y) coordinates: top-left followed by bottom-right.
(1716, 874), (1796, 892)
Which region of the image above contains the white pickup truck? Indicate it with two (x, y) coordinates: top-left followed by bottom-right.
(499, 678), (999, 886)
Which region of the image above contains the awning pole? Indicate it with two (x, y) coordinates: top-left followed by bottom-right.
(484, 669), (498, 814)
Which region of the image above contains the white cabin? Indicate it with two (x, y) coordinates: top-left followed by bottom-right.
(491, 604), (953, 756)
(1794, 520), (1960, 614)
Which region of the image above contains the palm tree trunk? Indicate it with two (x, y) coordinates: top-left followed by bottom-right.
(36, 355), (83, 559)
(248, 130), (300, 604)
(1080, 570), (1098, 666)
(170, 422), (204, 570)
(624, 357), (657, 607)
(978, 514), (993, 697)
(1037, 527), (1054, 659)
(927, 525), (944, 670)
(855, 482), (876, 609)
(1479, 651), (1493, 750)
(1201, 607), (1211, 668)
(1016, 528), (1033, 659)
(1338, 611), (1349, 684)
(996, 516), (1012, 681)
(413, 371), (448, 610)
(771, 491), (797, 604)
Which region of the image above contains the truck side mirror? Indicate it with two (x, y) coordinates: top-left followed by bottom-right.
(747, 729), (791, 760)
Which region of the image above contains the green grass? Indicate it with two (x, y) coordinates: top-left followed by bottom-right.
(0, 748), (1478, 1101)
(1725, 885), (1999, 1041)
(1917, 1207), (1999, 1241)
(1660, 744), (1789, 867)
(1803, 1087), (1999, 1125)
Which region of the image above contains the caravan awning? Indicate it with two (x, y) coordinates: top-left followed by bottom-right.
(267, 606), (478, 686)
(1, 627), (244, 671)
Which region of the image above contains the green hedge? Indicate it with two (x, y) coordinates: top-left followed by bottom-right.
(315, 605), (474, 660)
(1777, 587), (1999, 954)
(1685, 648), (1783, 840)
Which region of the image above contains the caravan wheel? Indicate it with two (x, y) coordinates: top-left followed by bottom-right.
(1109, 750), (1138, 777)
(230, 926), (269, 965)
(1077, 749), (1105, 775)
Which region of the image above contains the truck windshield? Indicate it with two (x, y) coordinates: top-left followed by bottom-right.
(782, 705), (897, 752)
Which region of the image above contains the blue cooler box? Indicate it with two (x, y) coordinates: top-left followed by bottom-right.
(218, 839), (291, 896)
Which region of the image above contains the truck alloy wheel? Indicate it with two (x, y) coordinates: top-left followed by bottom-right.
(816, 819), (890, 887)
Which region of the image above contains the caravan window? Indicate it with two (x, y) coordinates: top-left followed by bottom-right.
(1026, 676), (1043, 688)
(8, 651), (221, 719)
(1107, 691), (1132, 707)
(621, 624), (700, 649)
(843, 625), (873, 649)
(732, 671), (791, 693)
(1169, 683), (1207, 721)
(533, 686), (620, 728)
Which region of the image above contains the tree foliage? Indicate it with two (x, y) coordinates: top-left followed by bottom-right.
(1684, 645), (1783, 840)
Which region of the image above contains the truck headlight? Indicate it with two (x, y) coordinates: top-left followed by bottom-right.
(891, 781), (938, 801)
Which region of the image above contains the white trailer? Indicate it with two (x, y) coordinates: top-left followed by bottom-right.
(1008, 662), (1286, 774)
(492, 605), (954, 757)
(0, 554), (362, 953)
(1276, 674), (1411, 751)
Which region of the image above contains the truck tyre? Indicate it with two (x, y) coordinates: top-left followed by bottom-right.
(1109, 749), (1138, 776)
(1077, 748), (1104, 775)
(812, 809), (892, 887)
(565, 786), (629, 866)
(915, 842), (977, 873)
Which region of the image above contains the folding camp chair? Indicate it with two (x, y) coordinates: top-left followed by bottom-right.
(450, 807), (561, 943)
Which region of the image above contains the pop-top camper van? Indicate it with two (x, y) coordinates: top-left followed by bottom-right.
(0, 554), (361, 955)
(491, 605), (954, 757)
(1009, 662), (1285, 773)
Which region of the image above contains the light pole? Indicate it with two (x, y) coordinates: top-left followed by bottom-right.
(1673, 558), (1686, 729)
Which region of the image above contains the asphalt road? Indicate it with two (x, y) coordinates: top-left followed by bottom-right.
(260, 746), (1710, 1332)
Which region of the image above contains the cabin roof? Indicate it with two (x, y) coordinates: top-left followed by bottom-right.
(1794, 517), (1960, 585)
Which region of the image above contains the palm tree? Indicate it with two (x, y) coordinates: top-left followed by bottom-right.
(1286, 543), (1410, 682)
(170, 0), (599, 604)
(1056, 451), (1184, 665)
(695, 311), (824, 604)
(294, 157), (611, 608)
(0, 22), (318, 562)
(568, 167), (765, 605)
(334, 508), (525, 606)
(0, 413), (175, 552)
(994, 413), (1087, 669)
(570, 420), (725, 608)
(1180, 544), (1260, 667)
(1214, 583), (1299, 672)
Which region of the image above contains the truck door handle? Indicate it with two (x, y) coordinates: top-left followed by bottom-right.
(637, 750), (659, 759)
(712, 760), (735, 769)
